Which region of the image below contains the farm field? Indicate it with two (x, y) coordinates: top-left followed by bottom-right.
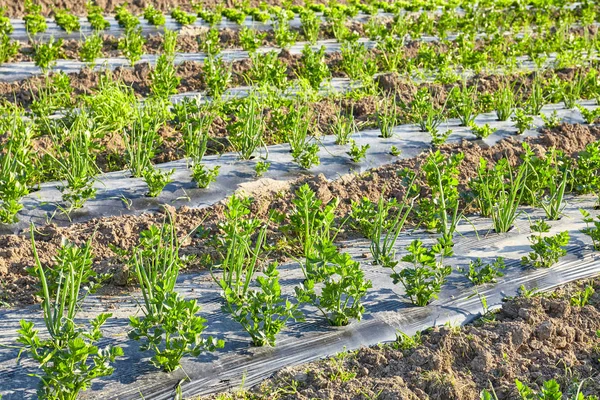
(1, 0), (600, 399)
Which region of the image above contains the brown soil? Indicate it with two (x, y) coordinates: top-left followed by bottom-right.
(0, 122), (599, 307)
(212, 279), (600, 400)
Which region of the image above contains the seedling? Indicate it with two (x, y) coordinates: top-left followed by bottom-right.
(459, 258), (505, 286)
(150, 54), (180, 99)
(173, 98), (213, 166)
(239, 27), (265, 53)
(86, 3), (110, 30)
(17, 231), (121, 399)
(577, 105), (600, 124)
(129, 223), (224, 372)
(521, 221), (570, 268)
(570, 285), (594, 307)
(199, 28), (222, 56)
(249, 51), (287, 89)
(254, 160), (270, 177)
(282, 102), (320, 169)
(222, 262), (303, 346)
(511, 108), (534, 134)
(79, 32), (103, 66)
(377, 94), (400, 138)
(33, 37), (64, 72)
(331, 107), (356, 145)
(416, 151), (464, 241)
(228, 93), (266, 160)
(370, 191), (415, 267)
(171, 7), (197, 25)
(493, 84), (515, 121)
(347, 140), (369, 162)
(0, 7), (13, 35)
(54, 8), (80, 33)
(192, 164), (220, 188)
(115, 4), (140, 29)
(541, 110), (562, 128)
(580, 209), (600, 250)
(143, 167), (174, 197)
(24, 0), (47, 35)
(340, 37), (377, 80)
(390, 146), (401, 156)
(448, 83), (478, 126)
(143, 5), (166, 25)
(118, 27), (145, 66)
(299, 9), (321, 44)
(295, 242), (372, 326)
(299, 45), (330, 91)
(273, 10), (297, 49)
(203, 55), (232, 98)
(0, 33), (19, 64)
(572, 141), (600, 198)
(469, 122), (497, 139)
(394, 238), (453, 306)
(407, 88), (446, 136)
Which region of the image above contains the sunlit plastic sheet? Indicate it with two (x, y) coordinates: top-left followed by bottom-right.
(1, 101), (595, 236)
(1, 195), (599, 399)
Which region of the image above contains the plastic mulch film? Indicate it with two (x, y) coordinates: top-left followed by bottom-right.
(1, 196), (599, 399)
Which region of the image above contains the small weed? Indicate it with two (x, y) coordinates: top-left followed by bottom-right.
(570, 285), (594, 307)
(142, 167), (174, 197)
(347, 140), (369, 162)
(522, 221), (570, 268)
(511, 108), (534, 134)
(459, 258), (505, 286)
(255, 160), (270, 177)
(192, 164), (220, 188)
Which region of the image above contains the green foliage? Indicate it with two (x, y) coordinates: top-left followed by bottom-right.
(521, 222), (570, 268)
(390, 146), (402, 156)
(255, 160), (270, 177)
(347, 140), (369, 162)
(128, 223), (224, 372)
(142, 167), (174, 197)
(377, 94), (400, 138)
(515, 378), (598, 400)
(295, 242), (372, 326)
(572, 141), (600, 196)
(249, 51), (287, 89)
(192, 164), (220, 188)
(17, 232), (121, 400)
(541, 110), (562, 128)
(0, 109), (33, 223)
(30, 72), (73, 117)
(493, 84), (515, 121)
(84, 75), (137, 135)
(228, 93), (265, 159)
(123, 100), (170, 177)
(281, 102), (320, 169)
(286, 184), (340, 258)
(222, 8), (246, 24)
(407, 88), (446, 136)
(392, 330), (422, 351)
(273, 10), (297, 49)
(173, 98), (213, 165)
(115, 3), (140, 29)
(580, 209), (600, 251)
(79, 32), (103, 66)
(150, 54), (180, 99)
(298, 45), (330, 91)
(33, 37), (64, 72)
(448, 83), (478, 126)
(48, 112), (99, 210)
(511, 108), (534, 134)
(470, 157), (527, 231)
(86, 3), (110, 31)
(143, 5), (166, 26)
(332, 107), (356, 145)
(417, 151), (464, 241)
(300, 9), (321, 44)
(199, 28), (221, 56)
(570, 285), (594, 307)
(54, 9), (80, 33)
(459, 257), (505, 286)
(222, 262), (303, 346)
(171, 7), (197, 25)
(0, 33), (19, 64)
(203, 55), (232, 98)
(24, 0), (47, 35)
(469, 122), (496, 139)
(577, 105), (600, 124)
(239, 27), (265, 53)
(0, 7), (13, 35)
(118, 27), (145, 66)
(340, 37), (377, 80)
(395, 238), (453, 306)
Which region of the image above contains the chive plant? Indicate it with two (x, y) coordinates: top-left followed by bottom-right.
(17, 230), (122, 399)
(128, 222), (224, 371)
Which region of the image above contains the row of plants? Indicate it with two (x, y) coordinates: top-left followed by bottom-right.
(7, 0), (596, 37)
(1, 55), (599, 224)
(12, 132), (600, 397)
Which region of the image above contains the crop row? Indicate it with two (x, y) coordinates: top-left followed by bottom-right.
(10, 129), (600, 397)
(2, 0), (599, 68)
(1, 52), (599, 224)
